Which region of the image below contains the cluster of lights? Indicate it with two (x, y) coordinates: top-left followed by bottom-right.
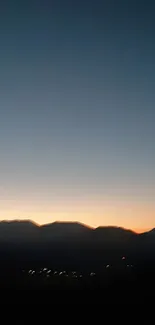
(24, 269), (86, 278)
(23, 257), (134, 277)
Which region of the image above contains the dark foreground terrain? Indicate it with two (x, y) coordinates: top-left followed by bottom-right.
(1, 264), (155, 304)
(0, 220), (155, 304)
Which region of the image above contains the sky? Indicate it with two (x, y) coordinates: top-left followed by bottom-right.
(0, 0), (155, 232)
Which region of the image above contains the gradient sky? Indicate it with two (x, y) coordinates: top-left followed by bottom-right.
(0, 0), (155, 231)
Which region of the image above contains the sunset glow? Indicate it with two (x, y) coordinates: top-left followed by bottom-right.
(0, 197), (154, 232)
(0, 0), (155, 231)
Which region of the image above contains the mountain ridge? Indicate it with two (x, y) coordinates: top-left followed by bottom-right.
(0, 219), (154, 270)
(0, 219), (150, 234)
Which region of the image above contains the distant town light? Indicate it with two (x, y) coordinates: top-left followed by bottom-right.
(90, 272), (96, 276)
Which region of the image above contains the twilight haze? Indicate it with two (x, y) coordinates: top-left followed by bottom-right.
(0, 0), (155, 232)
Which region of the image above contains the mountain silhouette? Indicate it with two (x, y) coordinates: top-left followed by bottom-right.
(93, 226), (135, 242)
(41, 221), (91, 241)
(0, 220), (39, 241)
(0, 219), (154, 270)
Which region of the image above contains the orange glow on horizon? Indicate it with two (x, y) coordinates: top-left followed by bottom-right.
(0, 197), (155, 232)
(0, 217), (152, 233)
(133, 227), (151, 234)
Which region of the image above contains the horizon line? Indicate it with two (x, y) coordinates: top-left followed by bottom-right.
(0, 218), (152, 234)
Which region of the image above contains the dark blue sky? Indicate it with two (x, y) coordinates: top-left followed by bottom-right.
(0, 0), (155, 230)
